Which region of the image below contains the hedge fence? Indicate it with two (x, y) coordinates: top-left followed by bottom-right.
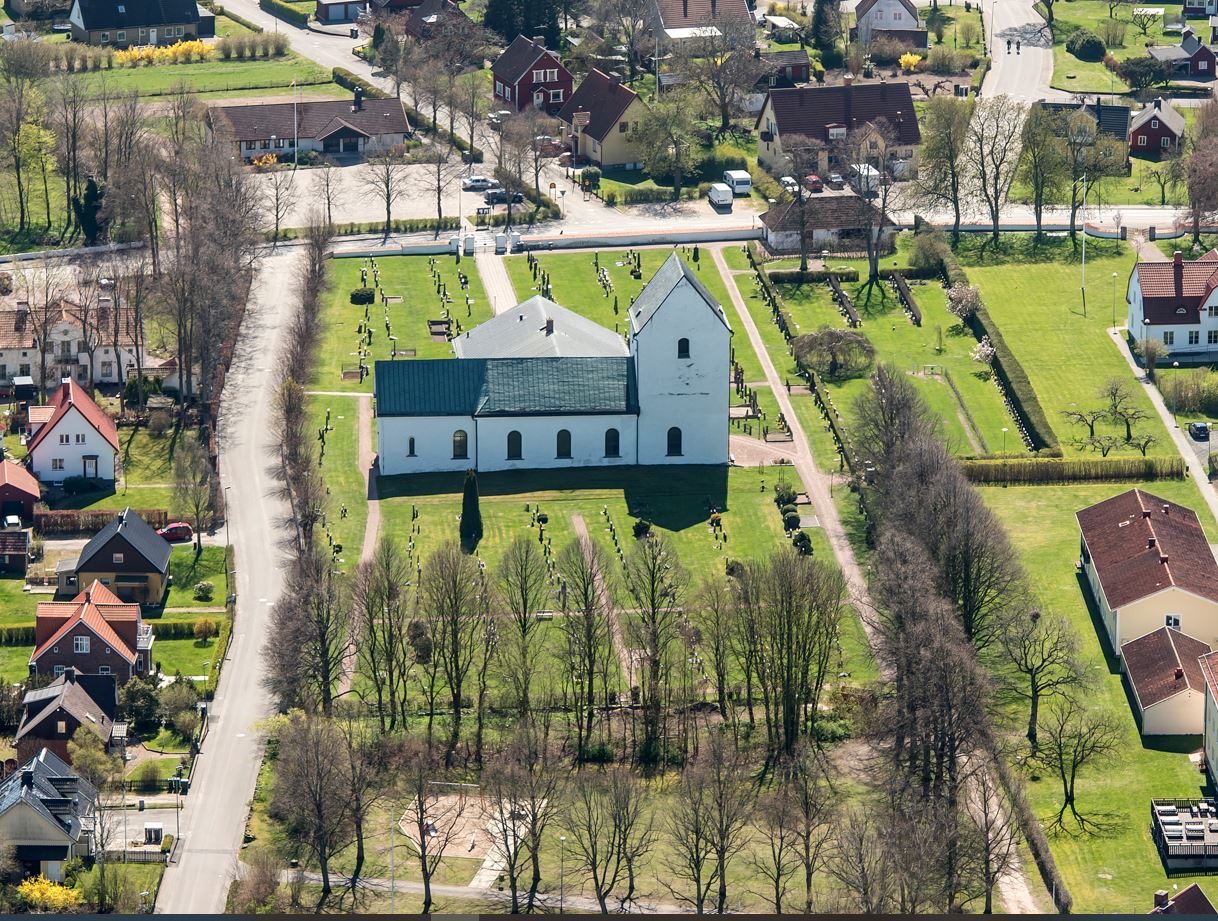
(35, 507), (168, 535)
(960, 454), (1184, 485)
(0, 625), (34, 647)
(259, 0), (308, 25)
(203, 2), (265, 30)
(332, 67), (388, 99)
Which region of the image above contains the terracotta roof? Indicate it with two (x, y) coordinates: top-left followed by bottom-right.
(653, 0), (752, 30)
(491, 35), (558, 84)
(758, 82), (921, 146)
(31, 580), (140, 666)
(26, 380), (120, 456)
(27, 406), (54, 427)
(0, 459), (39, 498)
(210, 97), (411, 144)
(1131, 98), (1186, 138)
(1152, 883), (1218, 914)
(855, 0), (919, 23)
(1121, 626), (1210, 709)
(557, 69), (645, 142)
(1134, 250), (1218, 325)
(761, 193), (895, 232)
(0, 530), (29, 555)
(1077, 489), (1218, 609)
(0, 300), (140, 350)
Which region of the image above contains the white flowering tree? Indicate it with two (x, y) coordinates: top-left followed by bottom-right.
(947, 283), (983, 321)
(971, 335), (996, 365)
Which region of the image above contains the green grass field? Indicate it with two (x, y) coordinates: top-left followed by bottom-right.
(162, 545), (229, 609)
(1043, 0), (1186, 91)
(311, 255), (493, 393)
(309, 394), (369, 567)
(65, 52), (332, 97)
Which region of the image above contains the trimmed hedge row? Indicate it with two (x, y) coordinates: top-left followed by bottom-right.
(206, 3), (265, 30)
(152, 619), (222, 640)
(259, 0), (308, 25)
(960, 454), (1184, 484)
(0, 625), (34, 647)
(332, 67), (388, 99)
(35, 507), (169, 535)
(769, 268), (860, 283)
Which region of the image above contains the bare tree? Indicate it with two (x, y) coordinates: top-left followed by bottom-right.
(916, 95), (974, 245)
(557, 536), (612, 762)
(497, 536), (551, 723)
(418, 143), (461, 236)
(0, 40), (51, 234)
(1036, 694), (1121, 831)
(20, 257), (65, 397)
(361, 147), (411, 238)
(336, 702), (389, 891)
(171, 435), (213, 551)
(317, 161), (342, 228)
(827, 808), (897, 913)
(396, 737), (466, 914)
(69, 729), (125, 913)
(264, 165), (297, 244)
(1019, 106), (1069, 240)
(564, 766), (656, 913)
(693, 574), (735, 722)
(350, 536), (414, 733)
(1060, 407), (1108, 439)
(966, 95), (1027, 248)
(999, 609), (1082, 753)
(1145, 150), (1183, 206)
(780, 135), (830, 271)
(966, 769), (1019, 914)
(675, 20), (767, 133)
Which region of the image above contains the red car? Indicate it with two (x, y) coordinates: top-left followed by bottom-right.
(157, 522), (194, 543)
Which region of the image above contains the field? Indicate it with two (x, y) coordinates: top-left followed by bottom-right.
(63, 52), (333, 98)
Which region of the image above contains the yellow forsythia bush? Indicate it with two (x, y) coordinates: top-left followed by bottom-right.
(899, 51), (922, 73)
(113, 39), (212, 67)
(16, 875), (84, 912)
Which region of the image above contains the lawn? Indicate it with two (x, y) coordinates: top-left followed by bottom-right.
(1045, 0), (1185, 91)
(65, 52), (332, 98)
(0, 575), (38, 625)
(0, 644), (30, 683)
(956, 234), (1171, 455)
(119, 423), (186, 486)
(153, 635), (223, 679)
(162, 545), (229, 609)
(984, 479), (1218, 913)
(309, 394), (369, 567)
(311, 254), (493, 393)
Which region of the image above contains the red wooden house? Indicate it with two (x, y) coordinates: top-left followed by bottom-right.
(1130, 97), (1186, 155)
(491, 35), (573, 114)
(1147, 28), (1216, 79)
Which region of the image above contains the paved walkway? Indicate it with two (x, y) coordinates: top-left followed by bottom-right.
(570, 513), (635, 686)
(1131, 231), (1169, 262)
(475, 248), (520, 316)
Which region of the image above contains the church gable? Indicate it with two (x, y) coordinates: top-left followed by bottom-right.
(628, 254), (732, 338)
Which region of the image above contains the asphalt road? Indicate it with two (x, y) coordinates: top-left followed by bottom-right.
(154, 248), (298, 914)
(981, 0), (1071, 100)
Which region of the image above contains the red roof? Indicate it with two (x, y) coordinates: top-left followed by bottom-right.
(1120, 626), (1210, 709)
(1135, 249), (1218, 325)
(0, 459), (39, 499)
(1077, 489), (1218, 608)
(26, 380), (120, 456)
(557, 69), (644, 142)
(31, 580), (140, 666)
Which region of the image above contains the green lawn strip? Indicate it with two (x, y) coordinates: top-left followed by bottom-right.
(126, 755), (189, 780)
(119, 424), (182, 485)
(720, 244), (753, 272)
(214, 13), (257, 35)
(1043, 0), (1180, 91)
(56, 485), (176, 511)
(65, 53), (331, 97)
(730, 384), (784, 441)
(0, 576), (38, 626)
(145, 726), (194, 752)
(1157, 234), (1218, 260)
(153, 635), (224, 679)
(983, 479), (1217, 913)
(310, 394), (370, 566)
(957, 235), (1173, 455)
(74, 863), (163, 913)
(0, 644), (29, 683)
(162, 545), (229, 609)
(311, 254), (493, 393)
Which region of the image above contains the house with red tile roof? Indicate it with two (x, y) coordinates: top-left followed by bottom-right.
(0, 458), (40, 521)
(648, 0), (753, 46)
(1121, 626), (1210, 734)
(26, 379), (119, 484)
(1127, 249), (1218, 356)
(29, 580), (153, 684)
(1151, 883), (1217, 914)
(557, 69), (651, 168)
(491, 35), (573, 115)
(1077, 489), (1218, 653)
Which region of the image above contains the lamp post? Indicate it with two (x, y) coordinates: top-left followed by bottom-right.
(559, 834), (566, 912)
(223, 484), (231, 550)
(1111, 271), (1119, 333)
(1002, 426), (1009, 453)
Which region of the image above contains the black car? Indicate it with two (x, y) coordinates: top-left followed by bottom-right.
(1189, 421), (1211, 441)
(485, 188), (525, 205)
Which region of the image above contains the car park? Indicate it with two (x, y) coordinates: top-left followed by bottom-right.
(485, 188), (525, 205)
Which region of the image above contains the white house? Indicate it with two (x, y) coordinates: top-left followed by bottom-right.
(1077, 488), (1218, 653)
(0, 748), (96, 882)
(375, 254), (731, 475)
(27, 380), (120, 483)
(1127, 249), (1218, 356)
(0, 298), (147, 388)
(1120, 626), (1211, 735)
(851, 0), (929, 46)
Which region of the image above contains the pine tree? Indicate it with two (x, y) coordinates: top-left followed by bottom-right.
(460, 468), (483, 552)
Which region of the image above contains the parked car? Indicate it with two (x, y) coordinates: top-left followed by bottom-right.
(534, 136), (563, 156)
(157, 521), (194, 542)
(487, 110), (513, 130)
(803, 174), (824, 192)
(485, 188), (525, 205)
(462, 175), (496, 191)
(708, 182), (734, 208)
(779, 175), (799, 194)
(1189, 422), (1211, 441)
(827, 171), (845, 188)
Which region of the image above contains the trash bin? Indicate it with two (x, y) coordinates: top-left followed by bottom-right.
(349, 27), (358, 38)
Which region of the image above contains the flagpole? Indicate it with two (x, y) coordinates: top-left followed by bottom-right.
(293, 80), (299, 167)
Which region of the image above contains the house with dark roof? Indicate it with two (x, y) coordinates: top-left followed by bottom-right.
(1036, 96), (1132, 142)
(491, 35), (573, 114)
(557, 69), (650, 168)
(1077, 489), (1218, 654)
(209, 93), (412, 161)
(1121, 626), (1211, 734)
(1126, 249), (1218, 356)
(26, 379), (119, 484)
(1152, 884), (1218, 914)
(375, 253), (730, 473)
(851, 0), (928, 46)
(31, 580), (154, 681)
(760, 190), (896, 253)
(756, 76), (921, 177)
(741, 48), (811, 113)
(61, 507), (172, 606)
(648, 0), (753, 46)
(16, 669), (118, 765)
(402, 0), (470, 40)
(0, 458), (40, 521)
(1148, 27), (1216, 78)
(68, 0), (209, 46)
(1130, 97), (1186, 155)
(0, 748), (97, 882)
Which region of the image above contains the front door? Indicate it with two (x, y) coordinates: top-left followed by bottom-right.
(149, 27), (157, 43)
(534, 89), (545, 108)
(83, 457), (97, 479)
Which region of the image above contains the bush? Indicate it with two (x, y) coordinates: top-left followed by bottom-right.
(792, 530), (813, 555)
(149, 409), (172, 435)
(332, 67), (390, 100)
(134, 760), (163, 792)
(633, 518), (652, 539)
(1119, 55), (1170, 90)
(125, 374), (163, 406)
(780, 503), (798, 516)
(783, 511), (802, 531)
(581, 166), (601, 189)
(15, 877), (82, 913)
(259, 0), (308, 25)
(1097, 17), (1126, 47)
(959, 455), (1184, 484)
(1160, 367), (1218, 415)
(61, 475), (92, 495)
(926, 45), (963, 73)
(773, 481), (798, 507)
(0, 272), (11, 295)
(910, 228), (951, 274)
(34, 507), (168, 536)
(871, 34), (915, 64)
(1066, 28), (1106, 61)
(193, 581), (215, 602)
(350, 287), (375, 305)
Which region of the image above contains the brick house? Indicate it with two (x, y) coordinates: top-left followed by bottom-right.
(68, 0), (209, 46)
(30, 581), (153, 683)
(491, 35), (573, 114)
(26, 379), (119, 484)
(1148, 27), (1216, 79)
(741, 48), (812, 111)
(210, 94), (413, 161)
(15, 670), (118, 765)
(1130, 97), (1186, 155)
(64, 507), (172, 605)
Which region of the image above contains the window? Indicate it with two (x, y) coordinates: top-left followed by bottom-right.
(605, 428), (620, 457)
(275, 138), (285, 148)
(100, 31), (109, 41)
(58, 433), (68, 445)
(245, 141), (256, 151)
(532, 68), (545, 81)
(677, 337), (690, 359)
(1152, 119), (1160, 128)
(136, 654), (143, 671)
(0, 366), (6, 380)
(1137, 134), (1147, 146)
(1209, 330), (1217, 345)
(549, 89), (564, 103)
(1201, 60), (1209, 70)
(99, 665), (111, 675)
(74, 635), (90, 654)
(261, 139), (271, 149)
(546, 68), (558, 81)
(556, 429), (572, 458)
(75, 433), (85, 444)
(52, 458), (64, 472)
(19, 364), (29, 376)
(1167, 614), (1182, 629)
(829, 126), (846, 140)
(54, 665), (65, 677)
(56, 721), (67, 734)
(113, 553), (124, 564)
(1190, 330), (1201, 345)
(667, 426), (683, 456)
(407, 437), (416, 457)
(101, 361), (113, 378)
(507, 430), (523, 460)
(1163, 137), (1172, 148)
(619, 121), (629, 133)
(452, 429), (468, 459)
(1164, 330), (1175, 345)
(117, 30), (125, 41)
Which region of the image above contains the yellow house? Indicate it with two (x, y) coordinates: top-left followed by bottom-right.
(1077, 489), (1218, 652)
(1121, 626), (1210, 735)
(557, 69), (650, 170)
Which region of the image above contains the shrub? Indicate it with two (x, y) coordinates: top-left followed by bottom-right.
(960, 455), (1184, 484)
(926, 45), (962, 73)
(899, 51), (922, 72)
(135, 760), (163, 791)
(0, 272), (12, 295)
(259, 0), (308, 25)
(16, 877), (82, 912)
(1118, 55), (1170, 90)
(813, 713), (851, 741)
(633, 518), (652, 539)
(1097, 17), (1126, 47)
(332, 67), (390, 100)
(193, 581), (215, 602)
(580, 741), (615, 764)
(1066, 28), (1106, 61)
(783, 511), (802, 531)
(581, 166), (601, 189)
(780, 503), (798, 516)
(62, 475), (92, 494)
(871, 34), (915, 63)
(792, 530), (813, 555)
(910, 228), (951, 273)
(959, 20), (980, 46)
(149, 409), (172, 435)
(194, 619), (218, 643)
(350, 287), (375, 305)
(773, 482), (798, 507)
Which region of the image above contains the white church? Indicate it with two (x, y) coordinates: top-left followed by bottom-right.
(374, 253), (732, 475)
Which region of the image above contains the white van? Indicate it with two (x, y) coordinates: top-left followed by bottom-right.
(722, 169), (752, 196)
(708, 182), (734, 208)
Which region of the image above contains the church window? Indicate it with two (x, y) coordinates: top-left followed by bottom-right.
(667, 427), (683, 456)
(408, 437), (416, 457)
(452, 429), (468, 459)
(556, 429), (572, 458)
(507, 430), (523, 460)
(677, 337), (690, 359)
(605, 428), (620, 457)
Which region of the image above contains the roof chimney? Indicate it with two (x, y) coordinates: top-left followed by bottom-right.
(682, 0), (687, 17)
(843, 73), (854, 87)
(1155, 891), (1171, 909)
(532, 34), (544, 47)
(20, 769), (32, 789)
(1175, 666), (1186, 680)
(1161, 554), (1170, 564)
(353, 85), (364, 111)
(1163, 502), (1171, 515)
(64, 668), (76, 684)
(1143, 509), (1152, 518)
(609, 73), (622, 87)
(1148, 536), (1157, 548)
(545, 318), (554, 335)
(1174, 252), (1184, 296)
(1155, 96), (1163, 110)
(710, 0), (717, 15)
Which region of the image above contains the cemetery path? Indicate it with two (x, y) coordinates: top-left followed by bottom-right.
(476, 251), (522, 315)
(570, 513), (635, 688)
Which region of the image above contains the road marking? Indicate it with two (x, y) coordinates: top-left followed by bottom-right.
(236, 733), (246, 738)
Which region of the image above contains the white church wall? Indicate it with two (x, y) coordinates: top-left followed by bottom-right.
(377, 414), (478, 475)
(474, 414), (639, 472)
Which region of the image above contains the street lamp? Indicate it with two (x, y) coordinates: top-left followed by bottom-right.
(559, 834), (566, 912)
(1002, 426), (1009, 453)
(1111, 271), (1119, 333)
(223, 484), (231, 550)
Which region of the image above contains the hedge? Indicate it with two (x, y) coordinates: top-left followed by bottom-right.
(395, 98), (485, 163)
(259, 0), (308, 25)
(604, 185), (705, 206)
(0, 625), (34, 647)
(331, 67), (389, 100)
(960, 454), (1184, 484)
(769, 268), (861, 284)
(206, 3), (265, 30)
(34, 507), (169, 535)
(151, 620), (223, 640)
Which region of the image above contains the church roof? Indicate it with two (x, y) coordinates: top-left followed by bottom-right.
(374, 357), (638, 418)
(452, 295), (628, 359)
(628, 253), (732, 336)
